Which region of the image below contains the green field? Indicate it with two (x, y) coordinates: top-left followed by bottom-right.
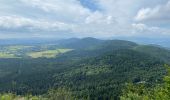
(0, 52), (16, 58)
(4, 46), (33, 51)
(27, 49), (73, 58)
(0, 45), (73, 58)
(0, 45), (33, 58)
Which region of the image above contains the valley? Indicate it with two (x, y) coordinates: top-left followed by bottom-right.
(0, 38), (169, 99)
(1, 0), (170, 99)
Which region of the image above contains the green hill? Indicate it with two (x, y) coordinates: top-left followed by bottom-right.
(133, 45), (170, 64)
(0, 38), (169, 99)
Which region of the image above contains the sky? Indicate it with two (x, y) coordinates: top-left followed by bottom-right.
(0, 0), (170, 39)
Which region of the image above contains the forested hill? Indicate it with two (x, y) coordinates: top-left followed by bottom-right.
(0, 38), (169, 99)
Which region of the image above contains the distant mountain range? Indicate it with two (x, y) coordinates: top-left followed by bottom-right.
(0, 37), (169, 48)
(112, 37), (170, 48)
(0, 37), (169, 99)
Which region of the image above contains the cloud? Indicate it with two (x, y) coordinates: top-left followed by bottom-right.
(0, 15), (74, 31)
(135, 0), (170, 22)
(0, 0), (169, 38)
(85, 11), (115, 24)
(20, 0), (92, 23)
(132, 23), (147, 31)
(79, 0), (100, 11)
(132, 23), (170, 37)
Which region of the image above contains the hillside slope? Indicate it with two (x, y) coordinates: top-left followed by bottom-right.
(133, 45), (170, 64)
(0, 38), (169, 99)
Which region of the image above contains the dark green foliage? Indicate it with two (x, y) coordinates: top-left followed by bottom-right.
(120, 65), (170, 100)
(134, 45), (170, 64)
(53, 49), (165, 99)
(0, 38), (169, 99)
(0, 49), (165, 99)
(58, 37), (104, 50)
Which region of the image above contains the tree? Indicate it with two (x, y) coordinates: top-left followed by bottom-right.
(120, 64), (170, 100)
(47, 88), (74, 100)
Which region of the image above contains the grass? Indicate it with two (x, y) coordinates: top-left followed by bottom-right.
(4, 46), (33, 51)
(0, 52), (16, 58)
(27, 49), (73, 58)
(0, 93), (47, 100)
(0, 45), (73, 58)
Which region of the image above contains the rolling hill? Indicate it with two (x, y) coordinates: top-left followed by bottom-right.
(0, 37), (169, 99)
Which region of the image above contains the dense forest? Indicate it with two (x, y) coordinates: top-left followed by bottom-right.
(121, 65), (170, 100)
(0, 38), (169, 100)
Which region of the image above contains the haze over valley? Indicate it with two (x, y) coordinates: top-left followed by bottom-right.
(0, 0), (170, 100)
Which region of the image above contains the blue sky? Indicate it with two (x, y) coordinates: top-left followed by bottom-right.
(79, 0), (100, 11)
(0, 0), (170, 39)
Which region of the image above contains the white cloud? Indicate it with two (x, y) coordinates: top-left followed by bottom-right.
(85, 11), (115, 24)
(132, 23), (147, 31)
(0, 0), (170, 38)
(132, 23), (170, 37)
(0, 16), (74, 31)
(20, 0), (92, 23)
(135, 0), (170, 22)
